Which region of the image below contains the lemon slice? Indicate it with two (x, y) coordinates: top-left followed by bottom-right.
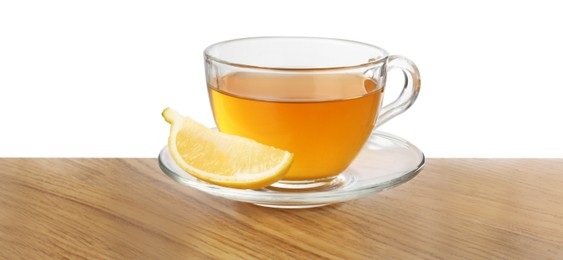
(162, 108), (293, 189)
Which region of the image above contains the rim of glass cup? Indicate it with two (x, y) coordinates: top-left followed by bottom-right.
(203, 36), (390, 71)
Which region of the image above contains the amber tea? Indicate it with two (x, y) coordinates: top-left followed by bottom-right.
(209, 73), (383, 181)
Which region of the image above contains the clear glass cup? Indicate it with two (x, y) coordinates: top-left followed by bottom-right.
(204, 37), (420, 189)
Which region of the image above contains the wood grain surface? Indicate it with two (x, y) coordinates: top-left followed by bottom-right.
(1, 158), (562, 259)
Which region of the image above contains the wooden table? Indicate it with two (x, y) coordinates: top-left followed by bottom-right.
(1, 158), (562, 259)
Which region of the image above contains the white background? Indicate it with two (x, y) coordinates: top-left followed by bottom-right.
(1, 0), (562, 157)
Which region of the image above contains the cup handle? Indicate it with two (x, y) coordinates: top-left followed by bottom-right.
(374, 55), (421, 128)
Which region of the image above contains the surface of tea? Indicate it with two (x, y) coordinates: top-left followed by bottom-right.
(209, 73), (383, 180)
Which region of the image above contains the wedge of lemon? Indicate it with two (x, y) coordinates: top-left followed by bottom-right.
(162, 108), (293, 189)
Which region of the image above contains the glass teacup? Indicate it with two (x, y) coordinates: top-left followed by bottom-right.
(204, 37), (420, 189)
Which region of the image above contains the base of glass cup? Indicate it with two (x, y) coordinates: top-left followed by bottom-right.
(269, 174), (347, 192)
(253, 175), (350, 208)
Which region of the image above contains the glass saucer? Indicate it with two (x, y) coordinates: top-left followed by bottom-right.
(158, 131), (424, 208)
